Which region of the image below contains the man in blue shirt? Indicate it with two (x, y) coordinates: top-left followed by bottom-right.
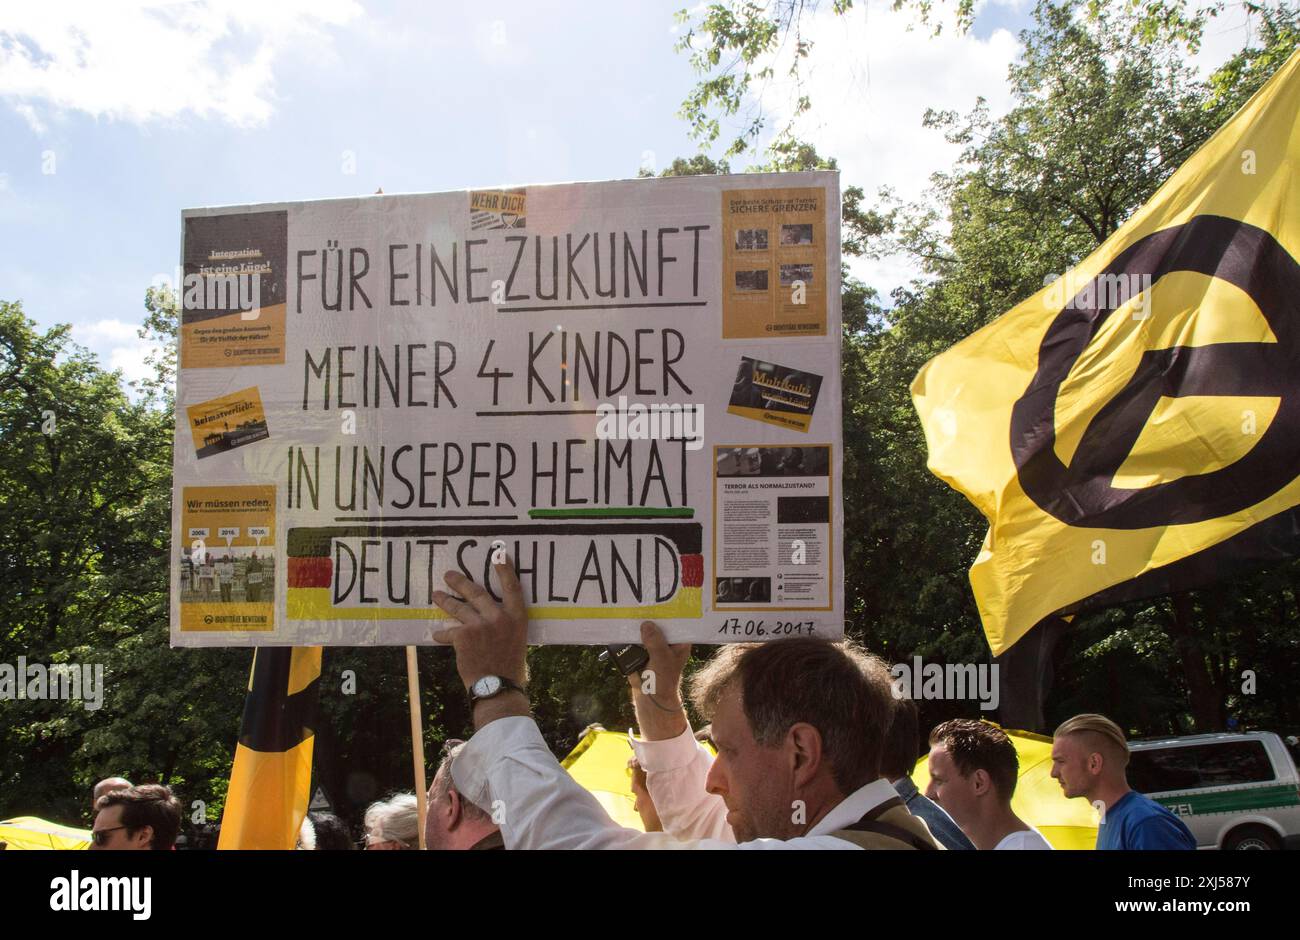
(882, 696), (975, 850)
(1051, 713), (1196, 850)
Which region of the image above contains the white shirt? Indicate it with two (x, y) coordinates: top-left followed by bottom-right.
(995, 827), (1053, 850)
(452, 717), (909, 849)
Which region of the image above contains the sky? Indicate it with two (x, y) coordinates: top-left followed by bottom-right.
(0, 0), (1264, 390)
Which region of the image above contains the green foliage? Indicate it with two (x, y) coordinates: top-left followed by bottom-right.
(137, 286), (178, 408)
(0, 299), (247, 824)
(674, 0), (1268, 161)
(312, 646), (465, 819)
(639, 154), (733, 177)
(844, 0), (1300, 734)
(1203, 3), (1300, 112)
(2, 0), (1297, 828)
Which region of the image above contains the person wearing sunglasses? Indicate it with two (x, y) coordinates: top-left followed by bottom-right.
(89, 784), (182, 850)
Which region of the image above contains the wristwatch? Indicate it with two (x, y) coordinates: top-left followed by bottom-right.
(467, 675), (527, 705)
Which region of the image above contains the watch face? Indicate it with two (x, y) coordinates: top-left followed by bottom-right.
(472, 676), (502, 698)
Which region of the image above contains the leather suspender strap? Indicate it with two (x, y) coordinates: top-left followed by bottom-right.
(859, 796), (906, 821)
(836, 797), (939, 850)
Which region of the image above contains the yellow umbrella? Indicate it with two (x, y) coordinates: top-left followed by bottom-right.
(561, 727), (719, 832)
(0, 816), (91, 850)
(911, 726), (1099, 850)
(561, 729), (646, 831)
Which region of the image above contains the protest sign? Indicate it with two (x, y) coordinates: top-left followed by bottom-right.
(170, 172), (844, 646)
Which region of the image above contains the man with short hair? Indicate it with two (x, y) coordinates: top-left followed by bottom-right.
(432, 558), (939, 849)
(424, 740), (502, 850)
(244, 551), (265, 602)
(91, 776), (132, 815)
(216, 554), (235, 602)
(926, 719), (1051, 849)
(881, 699), (973, 850)
(1051, 713), (1196, 850)
(90, 784), (182, 850)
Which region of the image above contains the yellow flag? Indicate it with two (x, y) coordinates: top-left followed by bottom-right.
(217, 647), (322, 849)
(912, 49), (1300, 656)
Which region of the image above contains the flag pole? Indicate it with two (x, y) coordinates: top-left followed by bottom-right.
(405, 645), (427, 849)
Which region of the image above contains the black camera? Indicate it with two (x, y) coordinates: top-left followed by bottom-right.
(598, 643), (650, 677)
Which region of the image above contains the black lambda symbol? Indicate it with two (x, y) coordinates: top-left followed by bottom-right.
(1012, 215), (1300, 529)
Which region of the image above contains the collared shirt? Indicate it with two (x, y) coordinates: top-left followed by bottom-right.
(452, 717), (909, 849)
(891, 776), (975, 850)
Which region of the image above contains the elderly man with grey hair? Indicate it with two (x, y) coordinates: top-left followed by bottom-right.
(424, 740), (503, 850)
(362, 793), (420, 850)
(92, 777), (132, 815)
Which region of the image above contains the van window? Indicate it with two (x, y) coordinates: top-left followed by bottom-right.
(1130, 747), (1199, 793)
(1130, 741), (1275, 793)
(1197, 741), (1275, 786)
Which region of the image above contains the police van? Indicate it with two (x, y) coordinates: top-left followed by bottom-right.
(1128, 731), (1300, 850)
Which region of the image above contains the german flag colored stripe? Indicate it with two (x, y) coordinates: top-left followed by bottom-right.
(681, 554), (703, 588)
(288, 556), (332, 589)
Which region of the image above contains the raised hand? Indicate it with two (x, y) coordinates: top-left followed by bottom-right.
(431, 559), (528, 694)
(630, 620), (692, 740)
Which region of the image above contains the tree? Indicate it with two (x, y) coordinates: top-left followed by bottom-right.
(0, 299), (248, 823)
(673, 0), (1277, 159)
(842, 0), (1300, 732)
(629, 0), (1300, 737)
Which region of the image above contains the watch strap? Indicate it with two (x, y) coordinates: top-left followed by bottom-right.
(468, 675), (527, 703)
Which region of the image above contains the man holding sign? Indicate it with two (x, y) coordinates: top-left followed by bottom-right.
(435, 557), (938, 850)
(198, 556), (215, 599)
(245, 552), (265, 603)
(216, 555), (235, 602)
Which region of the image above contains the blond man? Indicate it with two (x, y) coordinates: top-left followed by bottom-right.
(1051, 713), (1195, 849)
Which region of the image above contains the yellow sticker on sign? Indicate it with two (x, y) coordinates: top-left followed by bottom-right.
(180, 485), (276, 632)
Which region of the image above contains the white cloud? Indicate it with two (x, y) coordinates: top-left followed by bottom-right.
(11, 100), (46, 133)
(475, 17), (532, 67)
(72, 317), (162, 387)
(749, 1), (1022, 297)
(0, 0), (362, 129)
(971, 0), (1033, 15)
(746, 1), (1268, 300)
